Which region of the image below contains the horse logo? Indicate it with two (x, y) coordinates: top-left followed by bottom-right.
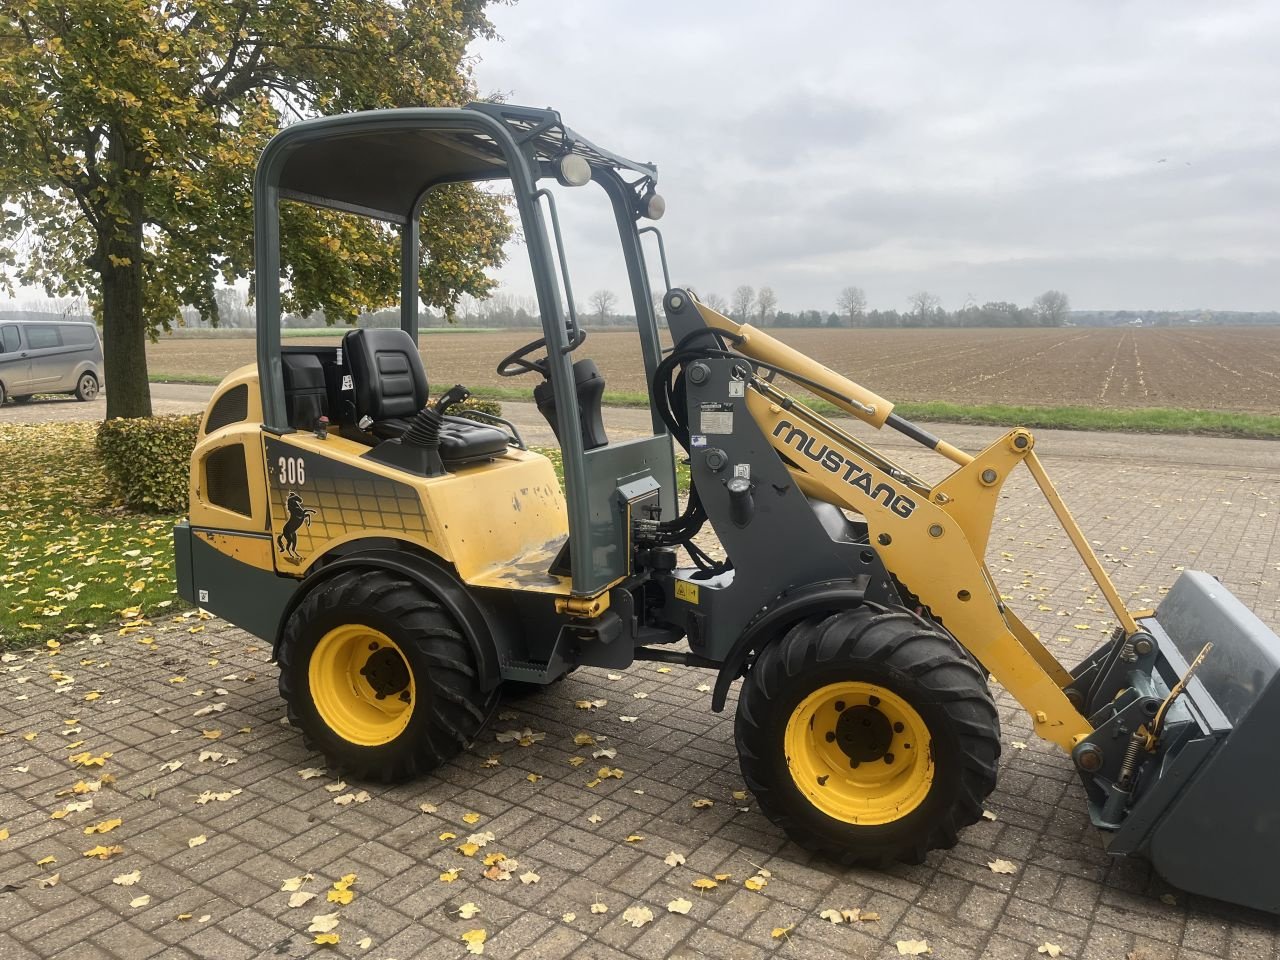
(277, 491), (317, 563)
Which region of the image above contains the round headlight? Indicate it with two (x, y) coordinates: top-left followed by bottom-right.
(554, 154), (592, 188)
(641, 191), (666, 220)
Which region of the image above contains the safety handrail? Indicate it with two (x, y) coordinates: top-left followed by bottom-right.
(638, 225), (672, 294)
(532, 188), (581, 355)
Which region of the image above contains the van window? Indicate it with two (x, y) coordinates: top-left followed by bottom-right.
(60, 324), (97, 346)
(0, 325), (18, 354)
(24, 325), (61, 349)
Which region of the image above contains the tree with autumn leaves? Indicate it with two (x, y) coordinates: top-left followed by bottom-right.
(0, 0), (511, 418)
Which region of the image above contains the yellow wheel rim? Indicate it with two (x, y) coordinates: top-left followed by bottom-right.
(309, 625), (415, 746)
(784, 681), (933, 825)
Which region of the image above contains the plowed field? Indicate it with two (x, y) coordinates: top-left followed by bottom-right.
(147, 325), (1280, 412)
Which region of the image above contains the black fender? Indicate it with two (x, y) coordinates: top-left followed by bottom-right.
(711, 578), (872, 712)
(272, 548), (502, 692)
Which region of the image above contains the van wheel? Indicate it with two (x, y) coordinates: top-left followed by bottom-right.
(75, 373), (99, 402)
(0, 382), (6, 404)
(278, 569), (497, 783)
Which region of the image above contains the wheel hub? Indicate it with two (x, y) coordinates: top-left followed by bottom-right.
(834, 704), (893, 765)
(360, 646), (411, 700)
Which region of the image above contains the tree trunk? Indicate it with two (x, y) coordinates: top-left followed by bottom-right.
(100, 234), (152, 419)
(99, 134), (152, 420)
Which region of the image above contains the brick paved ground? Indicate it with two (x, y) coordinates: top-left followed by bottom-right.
(0, 429), (1278, 959)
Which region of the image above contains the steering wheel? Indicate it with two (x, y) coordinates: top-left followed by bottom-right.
(496, 328), (587, 377)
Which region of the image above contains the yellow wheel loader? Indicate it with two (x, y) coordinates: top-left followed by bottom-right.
(174, 103), (1280, 913)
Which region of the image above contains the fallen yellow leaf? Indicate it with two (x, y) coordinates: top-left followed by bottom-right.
(621, 905), (654, 928)
(897, 940), (931, 956)
(83, 844), (124, 860)
(461, 928), (487, 955)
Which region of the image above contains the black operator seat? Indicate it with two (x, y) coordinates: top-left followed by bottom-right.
(341, 327), (507, 464)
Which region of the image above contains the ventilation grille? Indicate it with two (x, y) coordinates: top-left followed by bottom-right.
(205, 445), (251, 516)
(205, 384), (248, 434)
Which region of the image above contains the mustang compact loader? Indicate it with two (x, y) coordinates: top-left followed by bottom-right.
(174, 103), (1280, 913)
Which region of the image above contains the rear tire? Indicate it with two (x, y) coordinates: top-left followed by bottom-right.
(0, 382), (6, 404)
(735, 604), (1000, 866)
(75, 373), (99, 402)
(278, 569), (496, 782)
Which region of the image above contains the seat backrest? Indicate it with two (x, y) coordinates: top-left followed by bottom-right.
(343, 327), (427, 422)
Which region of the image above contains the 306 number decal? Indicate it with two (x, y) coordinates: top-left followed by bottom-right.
(277, 456), (306, 486)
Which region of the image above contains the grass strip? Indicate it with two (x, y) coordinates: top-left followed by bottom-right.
(0, 422), (186, 648)
(463, 386), (1280, 440)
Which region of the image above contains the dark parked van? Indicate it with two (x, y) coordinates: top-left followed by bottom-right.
(0, 320), (104, 405)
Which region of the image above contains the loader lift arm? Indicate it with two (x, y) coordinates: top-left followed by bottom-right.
(669, 291), (1141, 750)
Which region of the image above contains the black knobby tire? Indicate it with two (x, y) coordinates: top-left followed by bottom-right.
(278, 569), (496, 782)
(735, 604), (1000, 866)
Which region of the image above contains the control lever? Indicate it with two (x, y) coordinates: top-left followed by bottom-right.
(434, 384), (472, 413)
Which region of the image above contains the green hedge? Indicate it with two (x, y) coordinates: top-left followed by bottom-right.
(97, 415), (200, 513)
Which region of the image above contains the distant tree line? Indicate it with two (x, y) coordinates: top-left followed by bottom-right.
(688, 285), (1073, 328)
(16, 288), (1280, 333)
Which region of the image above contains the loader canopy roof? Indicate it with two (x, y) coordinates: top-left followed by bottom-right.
(263, 101), (659, 224)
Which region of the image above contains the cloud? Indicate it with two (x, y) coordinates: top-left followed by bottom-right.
(470, 1), (1280, 311)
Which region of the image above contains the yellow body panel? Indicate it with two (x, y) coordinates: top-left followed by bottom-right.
(187, 365), (272, 536)
(186, 369), (580, 599)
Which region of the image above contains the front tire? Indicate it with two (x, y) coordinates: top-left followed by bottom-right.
(735, 604), (1000, 866)
(75, 373), (99, 402)
(278, 570), (496, 782)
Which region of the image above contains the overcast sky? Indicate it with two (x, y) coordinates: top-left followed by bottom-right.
(469, 1), (1280, 313)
